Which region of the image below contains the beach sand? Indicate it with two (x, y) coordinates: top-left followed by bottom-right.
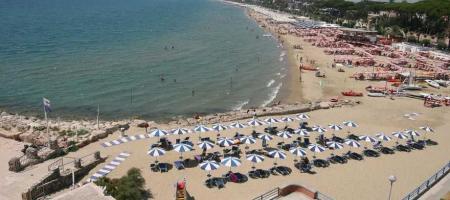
(1, 3), (450, 200)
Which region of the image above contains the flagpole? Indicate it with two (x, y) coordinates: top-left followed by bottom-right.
(97, 104), (100, 129)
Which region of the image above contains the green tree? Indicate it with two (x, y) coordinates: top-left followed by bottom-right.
(95, 168), (152, 200)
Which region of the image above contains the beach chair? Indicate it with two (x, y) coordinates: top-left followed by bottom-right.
(150, 163), (159, 172)
(174, 160), (185, 170)
(159, 163), (169, 173)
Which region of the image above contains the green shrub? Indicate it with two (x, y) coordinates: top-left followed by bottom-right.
(95, 168), (152, 200)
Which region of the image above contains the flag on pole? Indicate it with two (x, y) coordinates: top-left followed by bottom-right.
(43, 98), (52, 113)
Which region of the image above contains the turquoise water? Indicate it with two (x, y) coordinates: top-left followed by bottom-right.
(0, 0), (287, 121)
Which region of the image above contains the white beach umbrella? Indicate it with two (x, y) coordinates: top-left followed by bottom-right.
(375, 133), (392, 141)
(229, 122), (246, 129)
(198, 140), (215, 150)
(404, 129), (420, 137)
(328, 124), (343, 131)
(258, 133), (274, 141)
(149, 129), (168, 137)
(248, 118), (265, 127)
(326, 141), (344, 149)
(172, 128), (189, 136)
(212, 124), (227, 132)
(281, 117), (295, 123)
(265, 117), (280, 126)
(294, 128), (310, 136)
(173, 143), (193, 159)
(246, 154), (265, 168)
(343, 121), (358, 128)
(268, 150), (287, 159)
(419, 126), (434, 132)
(221, 157), (241, 171)
(217, 137), (235, 147)
(289, 147), (307, 157)
(277, 131), (292, 139)
(240, 136), (256, 145)
(359, 135), (378, 143)
(308, 144), (326, 153)
(345, 139), (361, 148)
(147, 147), (165, 162)
(199, 160), (220, 176)
(392, 131), (408, 140)
(194, 125), (212, 133)
(297, 113), (310, 120)
(312, 125), (327, 133)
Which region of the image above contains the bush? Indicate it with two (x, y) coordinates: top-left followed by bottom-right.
(76, 129), (89, 136)
(420, 39), (431, 47)
(407, 35), (417, 43)
(437, 41), (448, 50)
(95, 168), (152, 200)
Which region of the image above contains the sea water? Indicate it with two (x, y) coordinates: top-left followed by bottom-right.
(0, 0), (287, 121)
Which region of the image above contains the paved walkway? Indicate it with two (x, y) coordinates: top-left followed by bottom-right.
(419, 174), (450, 200)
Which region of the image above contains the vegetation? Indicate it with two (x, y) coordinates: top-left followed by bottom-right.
(58, 129), (89, 137)
(95, 168), (152, 200)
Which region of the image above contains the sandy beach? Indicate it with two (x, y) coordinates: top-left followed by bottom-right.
(1, 2), (450, 200)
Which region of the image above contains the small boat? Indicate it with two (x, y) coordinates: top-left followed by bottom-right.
(342, 90), (363, 97)
(300, 64), (318, 71)
(368, 92), (386, 97)
(425, 80), (440, 89)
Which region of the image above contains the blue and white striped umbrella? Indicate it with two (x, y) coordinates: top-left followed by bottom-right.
(173, 143), (193, 153)
(375, 133), (392, 141)
(359, 135), (378, 143)
(419, 126), (434, 132)
(308, 144), (326, 153)
(295, 128), (310, 136)
(198, 141), (215, 150)
(217, 137), (234, 147)
(258, 133), (274, 141)
(297, 113), (310, 120)
(392, 132), (408, 139)
(289, 147), (307, 157)
(281, 117), (295, 123)
(328, 124), (343, 131)
(326, 141), (344, 149)
(312, 126), (327, 133)
(277, 131), (292, 139)
(343, 121), (358, 128)
(172, 128), (189, 136)
(248, 118), (265, 127)
(149, 129), (169, 137)
(212, 124), (227, 132)
(147, 147), (166, 157)
(268, 150), (287, 159)
(199, 160), (220, 171)
(229, 122), (246, 129)
(240, 136), (256, 144)
(246, 154), (265, 163)
(194, 125), (212, 132)
(404, 129), (420, 137)
(345, 139), (361, 148)
(221, 157), (242, 168)
(265, 117), (280, 124)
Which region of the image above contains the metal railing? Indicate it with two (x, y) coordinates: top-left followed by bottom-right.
(402, 161), (450, 200)
(252, 187), (280, 200)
